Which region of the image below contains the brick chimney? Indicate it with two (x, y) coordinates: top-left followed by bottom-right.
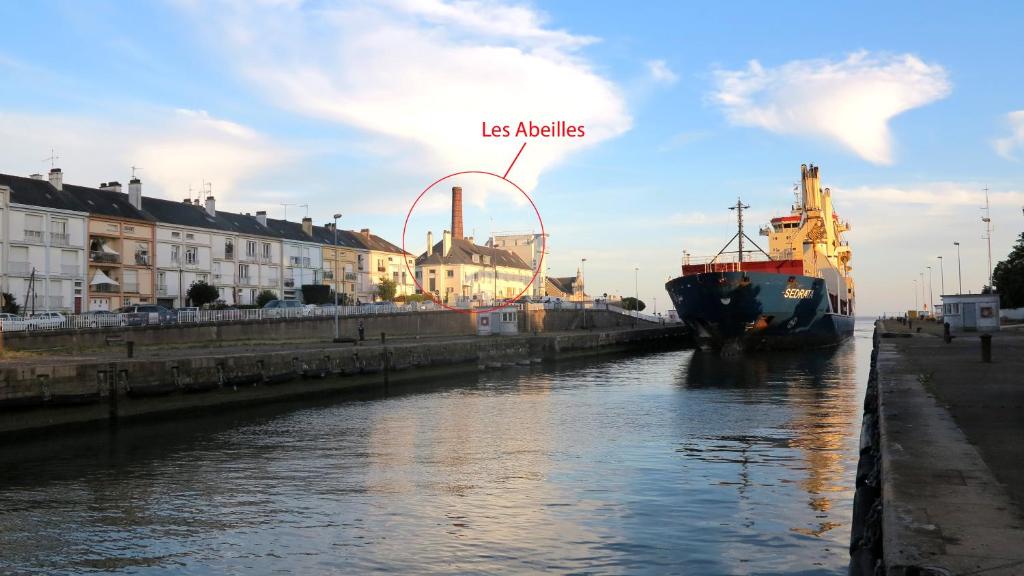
(451, 186), (464, 240)
(360, 228), (371, 239)
(204, 195), (216, 217)
(302, 217), (313, 236)
(256, 210), (267, 227)
(427, 231), (433, 256)
(48, 168), (63, 190)
(129, 179), (142, 210)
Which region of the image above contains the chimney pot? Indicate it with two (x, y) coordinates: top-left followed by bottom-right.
(48, 167), (63, 190)
(128, 179), (141, 210)
(255, 210), (267, 227)
(442, 230), (452, 258)
(427, 231), (434, 256)
(204, 194), (216, 217)
(302, 217), (313, 236)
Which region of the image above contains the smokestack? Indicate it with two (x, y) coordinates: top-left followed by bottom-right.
(302, 217), (312, 236)
(451, 186), (464, 240)
(205, 195), (216, 217)
(129, 179), (142, 210)
(48, 168), (63, 190)
(256, 210), (267, 227)
(442, 230), (452, 258)
(427, 231), (433, 256)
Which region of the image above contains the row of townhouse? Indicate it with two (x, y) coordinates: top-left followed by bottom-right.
(0, 168), (415, 312)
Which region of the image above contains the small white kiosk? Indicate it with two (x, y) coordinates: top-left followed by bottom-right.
(477, 309), (519, 336)
(940, 293), (1000, 332)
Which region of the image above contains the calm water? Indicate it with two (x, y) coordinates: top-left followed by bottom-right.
(0, 322), (873, 575)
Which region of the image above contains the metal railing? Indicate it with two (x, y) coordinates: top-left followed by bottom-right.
(135, 255), (150, 265)
(92, 284), (119, 293)
(50, 232), (71, 246)
(90, 251), (120, 264)
(23, 229), (44, 243)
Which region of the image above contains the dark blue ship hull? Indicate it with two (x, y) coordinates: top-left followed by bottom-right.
(665, 271), (854, 351)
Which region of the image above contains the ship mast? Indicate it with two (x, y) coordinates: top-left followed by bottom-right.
(730, 198), (750, 267)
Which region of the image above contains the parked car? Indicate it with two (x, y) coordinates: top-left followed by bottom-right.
(80, 310), (124, 328)
(0, 313), (28, 332)
(262, 299), (303, 317)
(26, 311), (67, 330)
(117, 305), (176, 326)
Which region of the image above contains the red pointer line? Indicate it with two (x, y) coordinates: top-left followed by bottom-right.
(503, 141), (527, 179)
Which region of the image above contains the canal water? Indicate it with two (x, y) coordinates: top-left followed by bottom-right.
(0, 321), (873, 575)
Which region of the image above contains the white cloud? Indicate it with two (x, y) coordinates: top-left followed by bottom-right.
(0, 109), (293, 208)
(646, 59), (677, 84)
(177, 0), (632, 194)
(711, 51), (951, 164)
(993, 110), (1024, 160)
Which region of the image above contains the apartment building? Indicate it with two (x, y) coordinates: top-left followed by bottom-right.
(489, 232), (547, 298)
(264, 216), (323, 301)
(0, 171), (88, 313)
(351, 228), (417, 301)
(142, 195), (222, 308)
(314, 222), (361, 303)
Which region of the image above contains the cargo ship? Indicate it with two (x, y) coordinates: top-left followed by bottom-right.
(665, 164), (854, 352)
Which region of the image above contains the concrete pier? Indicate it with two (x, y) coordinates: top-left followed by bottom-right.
(851, 321), (1024, 575)
(0, 324), (689, 437)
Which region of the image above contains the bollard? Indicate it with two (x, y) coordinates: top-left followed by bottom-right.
(943, 323), (951, 344)
(126, 341), (134, 358)
(980, 334), (992, 363)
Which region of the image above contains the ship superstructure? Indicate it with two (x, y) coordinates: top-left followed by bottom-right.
(665, 164), (855, 351)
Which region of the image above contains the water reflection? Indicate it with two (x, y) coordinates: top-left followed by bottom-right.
(0, 322), (873, 575)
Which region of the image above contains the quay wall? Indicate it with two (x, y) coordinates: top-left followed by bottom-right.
(0, 325), (689, 436)
(0, 309), (656, 353)
(849, 323), (884, 576)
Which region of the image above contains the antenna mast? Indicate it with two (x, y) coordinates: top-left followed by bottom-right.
(982, 187), (993, 288)
(729, 198), (750, 266)
(42, 148), (60, 168)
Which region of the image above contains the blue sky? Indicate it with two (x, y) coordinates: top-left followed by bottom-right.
(1, 1), (1022, 314)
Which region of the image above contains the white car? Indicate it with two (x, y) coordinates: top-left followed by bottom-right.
(0, 313), (28, 332)
(26, 311), (67, 330)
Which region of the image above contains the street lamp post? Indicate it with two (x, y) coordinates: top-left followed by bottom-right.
(581, 257), (587, 329)
(927, 266), (934, 317)
(333, 213), (342, 342)
(937, 256), (945, 297)
(920, 272), (925, 315)
(913, 279), (918, 312)
(953, 242), (963, 294)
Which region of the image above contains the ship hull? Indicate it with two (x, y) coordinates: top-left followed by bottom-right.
(665, 271), (854, 352)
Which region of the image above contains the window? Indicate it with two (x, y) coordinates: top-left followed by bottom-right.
(135, 243), (150, 265)
(472, 254), (480, 263)
(225, 238), (234, 258)
(197, 273), (208, 283)
(239, 263), (250, 280)
(415, 270), (422, 279)
(261, 242), (271, 259)
(446, 270), (454, 278)
(186, 233), (194, 240)
(185, 247), (197, 264)
(171, 231), (181, 238)
(170, 245), (180, 264)
(246, 240), (257, 257)
(482, 255), (491, 265)
(157, 271), (166, 286)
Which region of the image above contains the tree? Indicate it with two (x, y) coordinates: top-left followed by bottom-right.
(377, 276), (397, 301)
(186, 280), (220, 307)
(301, 284), (332, 305)
(621, 296), (646, 311)
(1, 292), (20, 315)
(993, 232), (1024, 308)
(256, 289), (278, 308)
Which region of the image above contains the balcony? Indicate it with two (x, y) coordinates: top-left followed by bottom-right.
(8, 261), (31, 275)
(284, 279), (295, 288)
(50, 232), (71, 246)
(23, 229), (43, 243)
(214, 273), (223, 282)
(60, 265), (79, 276)
(123, 282), (140, 293)
(323, 271), (334, 280)
(239, 276), (254, 286)
(157, 285), (169, 296)
(224, 248), (234, 260)
(90, 251), (120, 264)
(345, 272), (358, 281)
(92, 284), (119, 294)
(135, 255), (150, 266)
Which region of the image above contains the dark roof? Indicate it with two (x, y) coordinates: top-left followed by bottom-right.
(416, 238), (531, 269)
(63, 184), (153, 222)
(350, 230), (407, 254)
(311, 225), (371, 249)
(547, 276), (577, 294)
(215, 210), (274, 237)
(0, 173), (88, 212)
(264, 217), (317, 243)
(141, 196), (227, 231)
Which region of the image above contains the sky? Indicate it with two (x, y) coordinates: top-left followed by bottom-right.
(1, 0), (1022, 315)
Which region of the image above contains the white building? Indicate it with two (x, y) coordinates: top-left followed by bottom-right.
(265, 216), (324, 301)
(941, 293), (1000, 332)
(350, 228), (416, 302)
(0, 172), (89, 313)
(142, 195), (220, 308)
(490, 232), (547, 298)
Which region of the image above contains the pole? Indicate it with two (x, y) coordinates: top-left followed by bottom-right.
(914, 279), (918, 312)
(938, 256), (945, 297)
(581, 257), (587, 329)
(333, 213), (342, 342)
(927, 266), (934, 317)
(982, 187), (993, 288)
(954, 242), (963, 294)
(920, 272), (925, 314)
